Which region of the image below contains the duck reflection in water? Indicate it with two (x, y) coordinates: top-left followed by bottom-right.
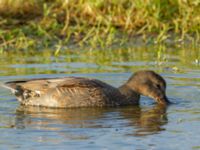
(124, 104), (167, 136)
(14, 104), (167, 137)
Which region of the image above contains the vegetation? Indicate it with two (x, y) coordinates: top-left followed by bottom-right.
(0, 0), (200, 51)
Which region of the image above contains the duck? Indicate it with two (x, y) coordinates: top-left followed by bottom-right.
(2, 70), (170, 108)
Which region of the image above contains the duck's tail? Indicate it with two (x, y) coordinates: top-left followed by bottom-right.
(0, 82), (17, 93)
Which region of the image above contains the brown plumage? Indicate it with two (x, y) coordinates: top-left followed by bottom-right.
(2, 70), (170, 108)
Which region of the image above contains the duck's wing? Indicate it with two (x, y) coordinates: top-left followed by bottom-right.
(4, 77), (119, 108)
(3, 77), (66, 95)
(4, 77), (111, 93)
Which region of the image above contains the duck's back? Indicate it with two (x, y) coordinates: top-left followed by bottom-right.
(4, 77), (124, 108)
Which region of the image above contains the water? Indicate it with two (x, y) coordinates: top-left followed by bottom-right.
(0, 46), (200, 149)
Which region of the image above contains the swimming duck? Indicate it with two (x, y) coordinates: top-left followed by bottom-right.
(3, 70), (170, 108)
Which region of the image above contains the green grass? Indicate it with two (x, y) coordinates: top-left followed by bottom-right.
(0, 0), (200, 51)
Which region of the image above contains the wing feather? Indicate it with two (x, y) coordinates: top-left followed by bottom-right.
(4, 77), (120, 107)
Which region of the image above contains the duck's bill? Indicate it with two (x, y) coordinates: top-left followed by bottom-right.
(156, 95), (171, 105)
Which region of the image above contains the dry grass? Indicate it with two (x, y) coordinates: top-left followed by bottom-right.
(0, 0), (200, 51)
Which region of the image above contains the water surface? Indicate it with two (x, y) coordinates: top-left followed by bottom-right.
(0, 45), (200, 149)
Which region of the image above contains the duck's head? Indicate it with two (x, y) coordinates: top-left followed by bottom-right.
(127, 70), (170, 105)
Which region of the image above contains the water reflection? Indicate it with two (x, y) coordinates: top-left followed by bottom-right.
(1, 45), (200, 76)
(14, 104), (167, 137)
(1, 45), (200, 149)
(126, 104), (167, 136)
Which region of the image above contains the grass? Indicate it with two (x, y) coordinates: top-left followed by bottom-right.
(0, 0), (200, 51)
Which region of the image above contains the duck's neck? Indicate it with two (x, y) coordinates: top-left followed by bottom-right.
(118, 84), (140, 104)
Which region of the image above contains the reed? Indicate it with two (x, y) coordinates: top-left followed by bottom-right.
(0, 0), (200, 51)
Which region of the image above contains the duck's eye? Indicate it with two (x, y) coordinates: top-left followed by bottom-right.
(155, 84), (161, 89)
